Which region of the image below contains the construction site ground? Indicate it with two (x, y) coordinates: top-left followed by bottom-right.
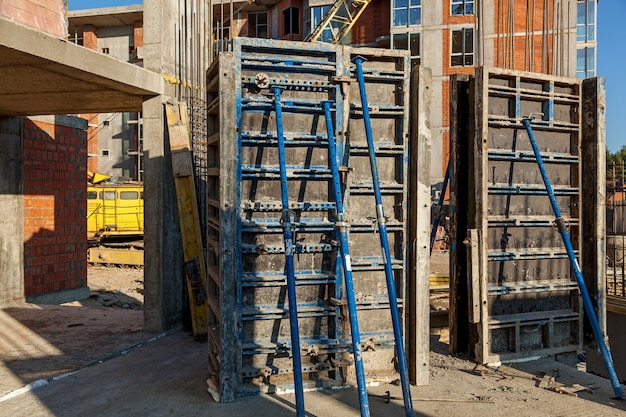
(1, 264), (625, 416)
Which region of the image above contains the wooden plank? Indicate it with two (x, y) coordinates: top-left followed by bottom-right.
(165, 100), (209, 340)
(217, 52), (239, 402)
(475, 68), (490, 365)
(581, 77), (607, 341)
(467, 229), (481, 324)
(408, 65), (432, 385)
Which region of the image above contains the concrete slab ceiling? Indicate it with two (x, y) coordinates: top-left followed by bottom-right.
(0, 17), (162, 117)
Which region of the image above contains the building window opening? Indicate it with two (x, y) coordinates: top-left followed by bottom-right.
(392, 0), (421, 27)
(577, 0), (596, 43)
(283, 7), (300, 35)
(248, 11), (268, 38)
(310, 6), (332, 41)
(577, 47), (595, 78)
(451, 28), (474, 66)
(451, 0), (474, 16)
(392, 32), (421, 68)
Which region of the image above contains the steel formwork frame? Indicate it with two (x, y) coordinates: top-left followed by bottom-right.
(204, 38), (431, 401)
(450, 68), (606, 365)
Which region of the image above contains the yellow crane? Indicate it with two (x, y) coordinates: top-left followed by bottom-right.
(304, 0), (373, 44)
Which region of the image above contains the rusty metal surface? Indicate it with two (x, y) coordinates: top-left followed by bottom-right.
(452, 67), (586, 364)
(204, 38), (429, 401)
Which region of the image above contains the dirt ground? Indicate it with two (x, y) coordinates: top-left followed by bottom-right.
(2, 263), (625, 416)
(82, 264), (144, 309)
(75, 263), (625, 416)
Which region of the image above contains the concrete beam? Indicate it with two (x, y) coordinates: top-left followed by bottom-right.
(0, 17), (162, 116)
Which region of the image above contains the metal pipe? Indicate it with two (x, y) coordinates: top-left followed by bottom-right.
(323, 101), (371, 417)
(522, 117), (624, 398)
(352, 56), (414, 416)
(430, 161), (450, 255)
(272, 87), (306, 416)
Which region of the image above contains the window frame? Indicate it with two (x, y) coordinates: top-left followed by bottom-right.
(450, 27), (474, 67)
(283, 6), (300, 35)
(247, 11), (268, 38)
(577, 0), (596, 43)
(576, 46), (596, 79)
(451, 0), (474, 16)
(391, 32), (421, 68)
(120, 191), (140, 200)
(310, 5), (332, 41)
(392, 0), (422, 28)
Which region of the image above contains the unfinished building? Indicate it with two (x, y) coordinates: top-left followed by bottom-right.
(1, 0), (624, 414)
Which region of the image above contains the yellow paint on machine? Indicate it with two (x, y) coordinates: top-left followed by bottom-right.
(87, 183), (144, 240)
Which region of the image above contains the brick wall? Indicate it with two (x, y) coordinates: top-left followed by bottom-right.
(492, 0), (555, 73)
(22, 116), (87, 298)
(0, 0), (68, 38)
(134, 20), (143, 47)
(351, 1), (389, 46)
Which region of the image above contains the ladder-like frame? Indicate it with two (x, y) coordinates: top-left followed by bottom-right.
(304, 0), (372, 44)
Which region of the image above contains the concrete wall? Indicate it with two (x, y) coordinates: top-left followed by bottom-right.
(587, 311), (626, 381)
(22, 116), (90, 304)
(97, 25), (134, 61)
(0, 0), (68, 38)
(97, 112), (137, 179)
(71, 17), (143, 180)
(0, 117), (24, 304)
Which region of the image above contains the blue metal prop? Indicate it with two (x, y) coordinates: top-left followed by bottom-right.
(323, 101), (371, 417)
(522, 117), (624, 399)
(271, 87), (307, 416)
(353, 56), (415, 416)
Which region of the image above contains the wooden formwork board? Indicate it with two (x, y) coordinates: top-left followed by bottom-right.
(165, 101), (210, 340)
(451, 68), (593, 365)
(204, 37), (431, 401)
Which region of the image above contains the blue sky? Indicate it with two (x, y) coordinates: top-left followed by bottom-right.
(68, 1), (141, 10)
(597, 2), (624, 152)
(69, 1), (623, 151)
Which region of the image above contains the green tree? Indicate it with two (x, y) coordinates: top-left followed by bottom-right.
(607, 146), (626, 180)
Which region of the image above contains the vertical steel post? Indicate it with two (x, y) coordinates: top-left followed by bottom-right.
(353, 56), (414, 416)
(323, 101), (371, 417)
(522, 117), (624, 398)
(272, 87), (306, 416)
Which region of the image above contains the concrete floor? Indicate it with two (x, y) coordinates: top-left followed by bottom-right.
(1, 302), (626, 417)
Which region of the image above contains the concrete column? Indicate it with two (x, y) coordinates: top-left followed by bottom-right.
(142, 96), (184, 332)
(142, 0), (185, 331)
(0, 117), (24, 304)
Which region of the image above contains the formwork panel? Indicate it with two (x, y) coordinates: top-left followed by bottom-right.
(451, 68), (586, 364)
(205, 38), (430, 401)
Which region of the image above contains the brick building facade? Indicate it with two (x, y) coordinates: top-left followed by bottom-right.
(206, 0), (594, 190)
